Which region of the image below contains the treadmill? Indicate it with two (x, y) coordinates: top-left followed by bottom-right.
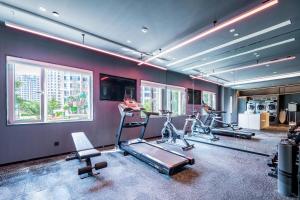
(115, 99), (194, 175)
(211, 128), (255, 139)
(209, 111), (255, 139)
(203, 105), (255, 139)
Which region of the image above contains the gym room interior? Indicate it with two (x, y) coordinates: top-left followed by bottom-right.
(0, 0), (300, 199)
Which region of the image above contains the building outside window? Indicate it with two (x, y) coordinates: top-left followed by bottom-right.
(7, 56), (93, 125)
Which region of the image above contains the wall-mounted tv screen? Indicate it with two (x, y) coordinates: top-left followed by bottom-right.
(188, 89), (202, 105)
(100, 74), (136, 101)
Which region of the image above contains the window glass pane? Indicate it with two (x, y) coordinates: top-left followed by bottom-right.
(141, 80), (186, 116)
(46, 69), (91, 121)
(141, 86), (153, 112)
(141, 86), (162, 113)
(202, 91), (216, 110)
(7, 57), (93, 125)
(13, 64), (42, 122)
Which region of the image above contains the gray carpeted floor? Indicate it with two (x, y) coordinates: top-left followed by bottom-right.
(0, 130), (295, 200)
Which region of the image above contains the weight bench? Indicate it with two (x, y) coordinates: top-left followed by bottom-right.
(68, 132), (107, 178)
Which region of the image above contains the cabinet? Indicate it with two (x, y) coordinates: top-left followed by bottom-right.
(238, 113), (269, 130)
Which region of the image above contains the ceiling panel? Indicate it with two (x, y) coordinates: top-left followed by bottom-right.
(0, 0), (300, 89)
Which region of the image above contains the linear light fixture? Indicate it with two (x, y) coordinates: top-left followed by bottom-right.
(138, 0), (278, 66)
(182, 38), (295, 71)
(205, 56), (296, 76)
(4, 22), (167, 71)
(190, 75), (224, 86)
(168, 20), (291, 67)
(225, 71), (300, 86)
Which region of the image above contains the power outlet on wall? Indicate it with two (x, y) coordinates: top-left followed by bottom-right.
(54, 141), (60, 147)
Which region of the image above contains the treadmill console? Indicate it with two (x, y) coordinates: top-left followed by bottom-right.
(118, 99), (144, 113)
(123, 99), (143, 111)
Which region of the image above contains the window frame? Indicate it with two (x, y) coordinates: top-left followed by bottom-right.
(6, 56), (94, 125)
(202, 90), (217, 110)
(140, 80), (186, 117)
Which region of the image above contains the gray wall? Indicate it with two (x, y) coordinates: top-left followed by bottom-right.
(0, 24), (219, 165)
(222, 87), (238, 123)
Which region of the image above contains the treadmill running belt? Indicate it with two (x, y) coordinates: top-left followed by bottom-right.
(129, 143), (189, 168)
(212, 128), (254, 138)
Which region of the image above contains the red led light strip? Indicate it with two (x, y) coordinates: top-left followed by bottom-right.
(5, 22), (167, 71)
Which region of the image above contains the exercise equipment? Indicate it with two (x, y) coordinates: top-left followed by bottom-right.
(202, 102), (255, 139)
(157, 110), (194, 150)
(67, 132), (107, 178)
(268, 126), (300, 179)
(188, 105), (219, 141)
(277, 139), (298, 197)
(115, 98), (194, 175)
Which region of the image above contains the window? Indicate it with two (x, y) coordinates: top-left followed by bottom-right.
(141, 81), (164, 113)
(7, 57), (93, 125)
(202, 91), (216, 110)
(141, 80), (186, 116)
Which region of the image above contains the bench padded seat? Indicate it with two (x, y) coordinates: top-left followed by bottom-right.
(78, 149), (101, 160)
(71, 132), (101, 160)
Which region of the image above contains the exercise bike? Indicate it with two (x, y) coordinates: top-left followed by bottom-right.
(157, 110), (194, 151)
(190, 104), (219, 141)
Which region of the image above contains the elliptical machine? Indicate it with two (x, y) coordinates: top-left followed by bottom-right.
(157, 110), (194, 151)
(189, 104), (219, 141)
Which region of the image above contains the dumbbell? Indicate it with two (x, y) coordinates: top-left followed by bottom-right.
(78, 161), (107, 176)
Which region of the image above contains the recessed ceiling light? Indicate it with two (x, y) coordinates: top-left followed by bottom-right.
(167, 20), (291, 67)
(39, 7), (46, 12)
(52, 11), (59, 17)
(141, 26), (149, 33)
(182, 38), (295, 71)
(230, 29), (235, 33)
(126, 40), (132, 43)
(266, 64), (270, 67)
(273, 71), (277, 74)
(234, 33), (239, 37)
(138, 0), (279, 66)
(121, 47), (130, 51)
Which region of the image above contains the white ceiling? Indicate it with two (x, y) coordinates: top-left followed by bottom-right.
(0, 0), (300, 89)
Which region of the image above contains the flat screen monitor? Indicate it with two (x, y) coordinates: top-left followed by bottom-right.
(187, 88), (201, 105)
(100, 74), (136, 101)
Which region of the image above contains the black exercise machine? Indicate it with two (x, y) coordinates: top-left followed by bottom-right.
(67, 132), (107, 178)
(202, 103), (255, 139)
(115, 99), (194, 175)
(268, 126), (300, 179)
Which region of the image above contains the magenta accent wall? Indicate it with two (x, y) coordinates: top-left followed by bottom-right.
(0, 24), (220, 165)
